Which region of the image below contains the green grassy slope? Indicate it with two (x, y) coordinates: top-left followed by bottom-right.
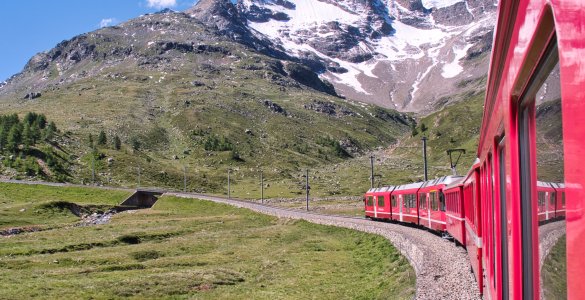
(0, 40), (412, 193)
(0, 182), (131, 229)
(0, 189), (415, 299)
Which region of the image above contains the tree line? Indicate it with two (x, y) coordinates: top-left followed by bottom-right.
(0, 112), (58, 154)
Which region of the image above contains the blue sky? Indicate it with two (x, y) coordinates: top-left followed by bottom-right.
(0, 0), (203, 81)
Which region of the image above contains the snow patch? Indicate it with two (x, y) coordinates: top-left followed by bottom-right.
(421, 0), (463, 9)
(441, 43), (473, 78)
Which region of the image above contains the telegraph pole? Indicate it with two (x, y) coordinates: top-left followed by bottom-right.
(305, 169), (309, 211)
(137, 166), (141, 188)
(422, 136), (428, 181)
(260, 171), (264, 204)
(370, 155), (375, 188)
(91, 153), (95, 185)
(183, 165), (187, 192)
(227, 169), (231, 199)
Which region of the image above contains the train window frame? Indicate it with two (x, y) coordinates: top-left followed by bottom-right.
(498, 140), (509, 300)
(517, 36), (559, 300)
(489, 152), (497, 290)
(377, 195), (385, 207)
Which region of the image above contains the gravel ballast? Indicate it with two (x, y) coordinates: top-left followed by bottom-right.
(170, 193), (481, 300)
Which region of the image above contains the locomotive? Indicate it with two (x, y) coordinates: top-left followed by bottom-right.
(365, 0), (585, 298)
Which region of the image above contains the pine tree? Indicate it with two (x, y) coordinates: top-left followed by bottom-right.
(113, 135), (121, 150)
(97, 130), (107, 145)
(7, 124), (22, 153)
(420, 123), (428, 132)
(88, 133), (94, 148)
(0, 127), (6, 151)
(36, 114), (47, 129)
(48, 121), (57, 133)
(22, 123), (33, 151)
(42, 126), (54, 142)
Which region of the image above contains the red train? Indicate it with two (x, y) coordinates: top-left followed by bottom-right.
(365, 0), (585, 298)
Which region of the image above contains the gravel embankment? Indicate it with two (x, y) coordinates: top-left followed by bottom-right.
(538, 220), (566, 299)
(170, 192), (481, 300)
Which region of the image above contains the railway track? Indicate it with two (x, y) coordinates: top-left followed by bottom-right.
(169, 192), (481, 300)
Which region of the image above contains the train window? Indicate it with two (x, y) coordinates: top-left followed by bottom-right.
(538, 192), (546, 207)
(404, 194), (416, 208)
(378, 196), (385, 207)
(367, 196), (374, 206)
(550, 192), (556, 205)
(519, 34), (566, 299)
(391, 195), (397, 207)
(430, 192), (438, 211)
(419, 193), (426, 209)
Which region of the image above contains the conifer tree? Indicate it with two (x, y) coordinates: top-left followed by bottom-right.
(97, 130), (107, 145)
(7, 124), (22, 153)
(113, 135), (121, 150)
(22, 123), (33, 150)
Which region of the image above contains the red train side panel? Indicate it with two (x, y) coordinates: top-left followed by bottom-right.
(463, 165), (483, 295)
(418, 176), (462, 232)
(364, 186), (393, 220)
(391, 182), (423, 224)
(444, 181), (465, 246)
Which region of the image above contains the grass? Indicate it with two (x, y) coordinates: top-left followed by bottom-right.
(0, 187), (415, 299)
(542, 234), (567, 299)
(0, 182), (131, 229)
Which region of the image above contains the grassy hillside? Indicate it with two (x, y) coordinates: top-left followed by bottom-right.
(0, 186), (415, 299)
(0, 34), (412, 194)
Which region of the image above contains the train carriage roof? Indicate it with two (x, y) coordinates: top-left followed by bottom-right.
(393, 181), (424, 192)
(420, 176), (464, 188)
(367, 186), (395, 193)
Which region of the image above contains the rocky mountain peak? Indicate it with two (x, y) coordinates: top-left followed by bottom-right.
(187, 0), (243, 28)
(1, 0), (498, 114)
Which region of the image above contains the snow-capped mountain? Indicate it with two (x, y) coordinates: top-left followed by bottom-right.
(237, 0), (497, 112)
(0, 0), (497, 114)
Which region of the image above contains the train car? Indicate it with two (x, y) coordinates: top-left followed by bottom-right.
(444, 178), (465, 246)
(536, 181), (557, 222)
(479, 0), (584, 298)
(418, 176), (462, 232)
(462, 163), (483, 295)
(390, 182), (423, 224)
(364, 186), (393, 220)
(552, 182), (566, 219)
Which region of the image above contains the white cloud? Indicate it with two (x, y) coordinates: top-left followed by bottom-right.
(99, 18), (116, 28)
(146, 0), (177, 9)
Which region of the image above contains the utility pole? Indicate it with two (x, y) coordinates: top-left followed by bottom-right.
(91, 152), (95, 185)
(227, 169), (231, 199)
(260, 171), (264, 204)
(305, 169), (310, 211)
(183, 165), (187, 192)
(137, 166), (141, 188)
(422, 136), (428, 181)
(370, 155), (375, 189)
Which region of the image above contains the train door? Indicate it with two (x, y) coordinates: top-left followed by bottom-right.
(399, 195), (403, 222)
(391, 194), (397, 220)
(516, 28), (566, 299)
